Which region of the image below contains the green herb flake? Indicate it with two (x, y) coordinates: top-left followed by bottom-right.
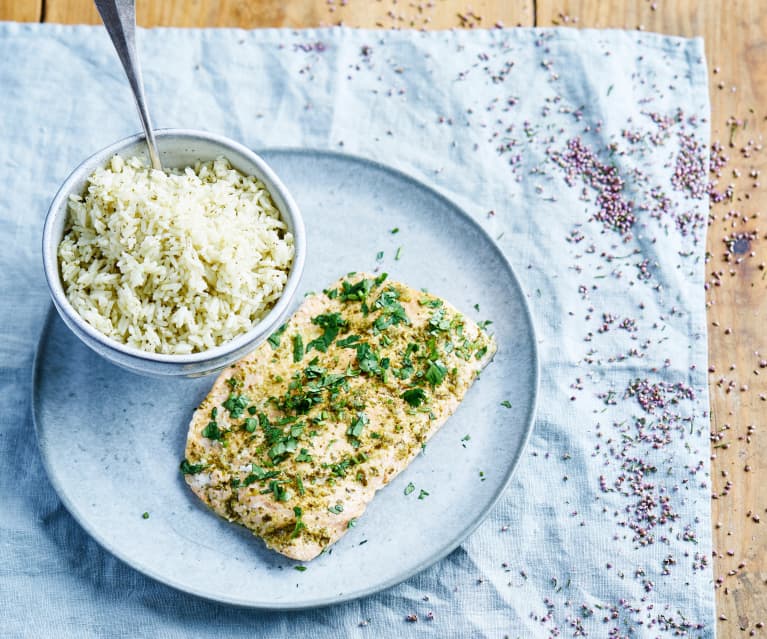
(395, 246), (402, 261)
(376, 250), (384, 261)
(295, 448), (313, 463)
(267, 323), (288, 350)
(307, 312), (348, 353)
(179, 459), (206, 475)
(141, 511), (150, 519)
(425, 361), (448, 387)
(404, 482), (416, 496)
(475, 345), (489, 360)
(202, 421), (221, 440)
(244, 417), (258, 433)
(390, 227), (400, 234)
(294, 565), (307, 572)
(292, 334), (304, 362)
(401, 387), (427, 407)
(418, 490), (429, 500)
(347, 518), (357, 528)
(500, 400), (512, 409)
(328, 502), (344, 514)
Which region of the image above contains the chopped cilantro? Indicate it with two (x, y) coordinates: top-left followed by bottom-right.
(291, 506), (306, 539)
(142, 511), (149, 519)
(425, 361), (448, 387)
(295, 448), (313, 462)
(307, 313), (348, 353)
(404, 482), (416, 496)
(395, 246), (402, 261)
(418, 490), (429, 500)
(401, 387), (427, 407)
(202, 421), (221, 440)
(347, 412), (368, 447)
(478, 319), (493, 330)
(473, 303), (480, 312)
(244, 417), (258, 433)
(374, 272), (388, 286)
(267, 323), (287, 350)
(339, 278), (372, 302)
(294, 565), (307, 572)
(295, 474), (305, 496)
(179, 459), (206, 475)
(376, 250), (384, 261)
(328, 502), (344, 514)
(500, 400), (512, 408)
(429, 309), (451, 331)
(355, 342), (381, 375)
(347, 518), (357, 528)
(222, 393), (249, 419)
(475, 345), (489, 360)
(390, 227), (400, 234)
(336, 334), (361, 348)
(292, 334), (304, 362)
(270, 480), (291, 502)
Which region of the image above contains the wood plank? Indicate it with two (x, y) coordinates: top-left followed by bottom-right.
(537, 1), (767, 635)
(42, 0), (532, 28)
(0, 0), (42, 21)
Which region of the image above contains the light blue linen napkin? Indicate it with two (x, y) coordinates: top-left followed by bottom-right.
(0, 23), (713, 637)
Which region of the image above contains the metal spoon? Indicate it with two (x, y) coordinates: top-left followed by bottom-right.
(94, 0), (162, 170)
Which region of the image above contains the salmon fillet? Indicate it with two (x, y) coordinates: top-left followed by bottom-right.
(181, 273), (496, 561)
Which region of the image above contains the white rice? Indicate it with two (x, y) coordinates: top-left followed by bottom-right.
(58, 155), (294, 355)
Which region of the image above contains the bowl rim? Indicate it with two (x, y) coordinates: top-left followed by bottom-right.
(42, 128), (306, 364)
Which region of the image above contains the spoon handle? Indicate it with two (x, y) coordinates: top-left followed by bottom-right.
(94, 0), (162, 170)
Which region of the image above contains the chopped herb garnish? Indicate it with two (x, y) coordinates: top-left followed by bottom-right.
(376, 250), (384, 261)
(226, 377), (241, 390)
(339, 278), (372, 302)
(270, 480), (291, 502)
(295, 474), (305, 496)
(429, 309), (451, 331)
(478, 320), (493, 330)
(307, 313), (348, 353)
(348, 518), (357, 528)
(295, 448), (312, 462)
(475, 345), (489, 360)
(401, 387), (427, 407)
(202, 421), (221, 440)
(395, 246), (402, 260)
(142, 511), (150, 519)
(244, 417), (258, 433)
(337, 334), (361, 347)
(347, 412), (368, 447)
(179, 459), (206, 475)
(390, 227), (400, 234)
(425, 361), (448, 387)
(328, 502), (344, 514)
(292, 334), (304, 362)
(473, 303), (480, 312)
(418, 490), (429, 500)
(500, 400), (512, 409)
(291, 506), (306, 538)
(404, 482), (416, 496)
(222, 392), (249, 419)
(294, 565), (307, 572)
(267, 323), (288, 350)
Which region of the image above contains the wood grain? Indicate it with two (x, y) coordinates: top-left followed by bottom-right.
(0, 0), (41, 21)
(39, 0), (532, 28)
(536, 2), (767, 634)
(1, 0), (764, 632)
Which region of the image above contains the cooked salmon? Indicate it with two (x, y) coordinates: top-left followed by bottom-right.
(181, 272), (496, 561)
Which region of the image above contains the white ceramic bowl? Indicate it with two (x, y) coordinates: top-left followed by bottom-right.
(42, 129), (306, 377)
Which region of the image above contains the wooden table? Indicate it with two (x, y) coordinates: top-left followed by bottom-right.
(4, 0), (764, 633)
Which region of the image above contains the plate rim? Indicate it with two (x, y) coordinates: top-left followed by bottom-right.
(32, 147), (540, 610)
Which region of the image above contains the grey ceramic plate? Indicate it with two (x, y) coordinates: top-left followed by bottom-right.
(33, 149), (538, 609)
